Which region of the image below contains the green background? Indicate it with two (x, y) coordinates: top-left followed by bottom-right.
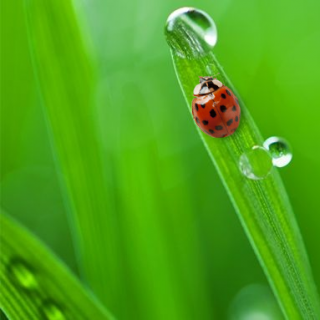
(1, 0), (320, 319)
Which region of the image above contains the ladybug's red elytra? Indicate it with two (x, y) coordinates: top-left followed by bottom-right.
(192, 76), (241, 138)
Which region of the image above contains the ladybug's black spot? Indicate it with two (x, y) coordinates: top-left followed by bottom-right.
(226, 89), (231, 96)
(196, 117), (200, 124)
(210, 109), (216, 118)
(195, 103), (199, 111)
(209, 129), (215, 134)
(235, 116), (239, 122)
(221, 93), (226, 99)
(220, 105), (227, 113)
(200, 103), (205, 109)
(202, 120), (208, 125)
(215, 125), (223, 130)
(232, 105), (237, 112)
(227, 119), (233, 126)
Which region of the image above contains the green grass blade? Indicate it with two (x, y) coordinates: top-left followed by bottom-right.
(165, 8), (320, 319)
(0, 211), (115, 320)
(0, 0), (36, 179)
(24, 0), (120, 309)
(1, 0), (78, 270)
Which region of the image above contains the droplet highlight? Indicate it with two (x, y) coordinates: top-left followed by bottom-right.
(165, 7), (217, 59)
(263, 137), (292, 168)
(239, 146), (273, 180)
(8, 258), (38, 290)
(41, 300), (66, 320)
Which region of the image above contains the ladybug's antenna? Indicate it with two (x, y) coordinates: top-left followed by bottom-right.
(199, 74), (220, 79)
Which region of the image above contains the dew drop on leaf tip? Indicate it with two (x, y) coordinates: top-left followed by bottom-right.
(165, 7), (218, 58)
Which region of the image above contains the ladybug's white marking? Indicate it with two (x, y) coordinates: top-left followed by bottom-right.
(213, 79), (222, 87)
(194, 84), (202, 95)
(200, 85), (210, 94)
(197, 94), (212, 104)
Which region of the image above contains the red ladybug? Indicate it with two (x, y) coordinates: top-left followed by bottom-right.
(192, 76), (241, 138)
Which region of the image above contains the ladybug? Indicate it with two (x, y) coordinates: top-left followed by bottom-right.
(192, 76), (241, 138)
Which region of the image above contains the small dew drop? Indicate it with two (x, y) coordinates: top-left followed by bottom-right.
(239, 146), (273, 180)
(42, 300), (66, 320)
(165, 7), (217, 58)
(8, 258), (38, 290)
(263, 137), (292, 168)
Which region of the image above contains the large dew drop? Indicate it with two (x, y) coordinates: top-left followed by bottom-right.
(165, 7), (217, 59)
(239, 146), (273, 180)
(263, 137), (292, 168)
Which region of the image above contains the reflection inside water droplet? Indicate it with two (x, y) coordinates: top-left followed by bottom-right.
(165, 7), (217, 58)
(239, 146), (273, 180)
(8, 258), (38, 290)
(42, 300), (66, 320)
(263, 137), (292, 168)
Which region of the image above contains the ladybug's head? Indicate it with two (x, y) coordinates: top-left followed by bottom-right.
(200, 76), (214, 83)
(194, 76), (223, 96)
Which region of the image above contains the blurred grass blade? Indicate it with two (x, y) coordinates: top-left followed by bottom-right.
(0, 210), (115, 320)
(0, 0), (37, 179)
(24, 0), (121, 310)
(165, 8), (320, 319)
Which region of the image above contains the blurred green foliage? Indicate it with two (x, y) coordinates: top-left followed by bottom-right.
(1, 0), (320, 319)
(1, 212), (114, 320)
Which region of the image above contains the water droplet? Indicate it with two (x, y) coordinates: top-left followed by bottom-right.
(239, 146), (273, 180)
(8, 258), (38, 290)
(165, 7), (217, 59)
(263, 137), (292, 168)
(41, 300), (66, 320)
(228, 284), (284, 320)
